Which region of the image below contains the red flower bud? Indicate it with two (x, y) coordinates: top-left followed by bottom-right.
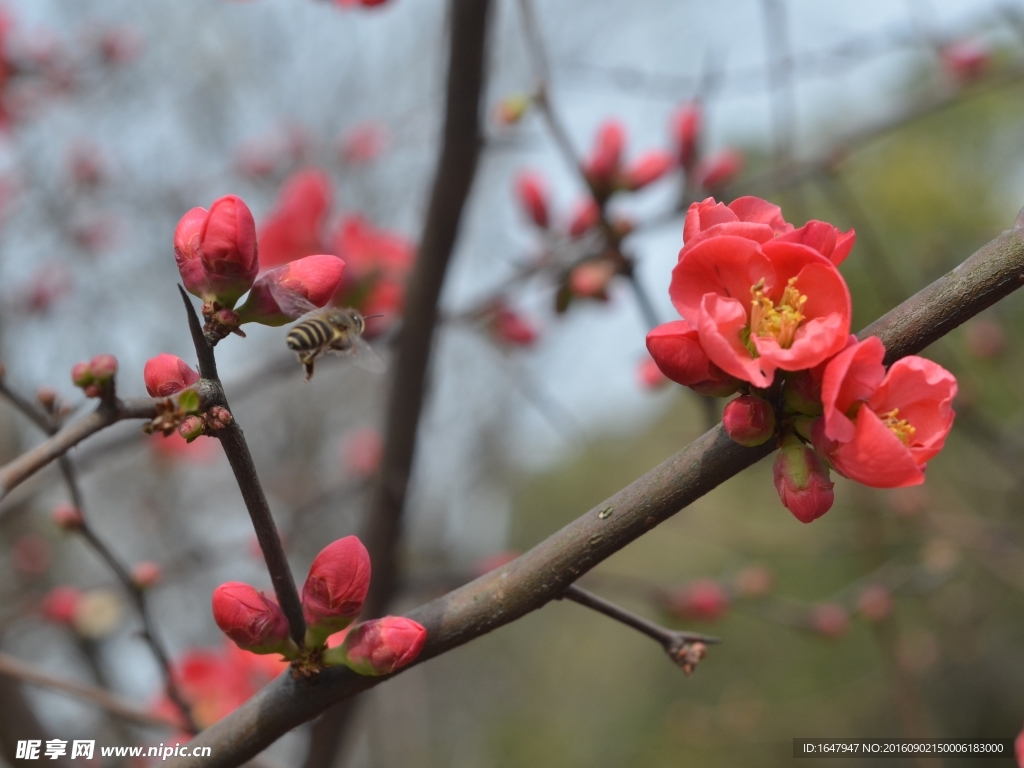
(71, 361), (93, 388)
(178, 415), (205, 442)
(174, 207), (212, 299)
(773, 434), (834, 524)
(301, 535), (371, 645)
(782, 368), (824, 416)
(494, 93), (530, 126)
(52, 503), (84, 531)
(341, 427), (383, 478)
(584, 120), (626, 186)
(671, 102), (701, 168)
(665, 579), (730, 621)
(567, 198), (600, 237)
(637, 356), (669, 390)
(131, 561), (162, 589)
(856, 584), (892, 623)
(42, 586), (82, 624)
(88, 354), (118, 382)
(733, 565), (773, 598)
(491, 304), (539, 347)
(722, 395), (776, 447)
(340, 123), (386, 164)
(646, 320), (741, 397)
(621, 150), (674, 191)
(808, 603), (849, 639)
(144, 354), (200, 398)
(514, 171), (549, 229)
(569, 260), (616, 299)
(236, 254), (345, 327)
(323, 616), (426, 675)
(212, 582), (295, 656)
(198, 195), (259, 305)
(694, 149), (743, 190)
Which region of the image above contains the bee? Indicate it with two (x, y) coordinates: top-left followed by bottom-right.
(270, 283), (386, 380)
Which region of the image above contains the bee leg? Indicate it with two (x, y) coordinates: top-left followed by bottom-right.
(297, 351), (319, 381)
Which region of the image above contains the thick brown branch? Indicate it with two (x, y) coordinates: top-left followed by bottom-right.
(168, 223), (1024, 768)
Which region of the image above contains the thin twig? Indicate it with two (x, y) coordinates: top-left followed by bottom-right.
(0, 651), (179, 729)
(177, 287), (306, 648)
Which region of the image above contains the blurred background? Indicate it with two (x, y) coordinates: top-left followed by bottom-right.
(0, 0), (1023, 766)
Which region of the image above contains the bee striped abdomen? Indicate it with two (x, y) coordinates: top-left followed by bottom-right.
(287, 319), (333, 351)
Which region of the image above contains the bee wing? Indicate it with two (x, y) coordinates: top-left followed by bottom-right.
(268, 277), (320, 320)
(348, 335), (387, 374)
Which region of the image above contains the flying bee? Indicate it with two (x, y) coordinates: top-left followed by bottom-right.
(269, 283), (386, 380)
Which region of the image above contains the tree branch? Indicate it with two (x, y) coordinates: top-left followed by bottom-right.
(167, 222), (1024, 768)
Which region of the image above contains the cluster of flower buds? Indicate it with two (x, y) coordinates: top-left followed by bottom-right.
(647, 196), (957, 523)
(211, 536), (426, 676)
(173, 193), (349, 340)
(70, 354), (118, 399)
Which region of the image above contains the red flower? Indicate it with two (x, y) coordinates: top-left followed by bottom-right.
(212, 582), (294, 656)
(302, 536), (372, 645)
(334, 215), (414, 332)
(258, 169), (333, 268)
(670, 230), (852, 388)
(323, 616), (426, 675)
(819, 337), (956, 488)
(143, 354), (200, 397)
(514, 171), (549, 229)
(236, 254), (346, 327)
(646, 319), (740, 396)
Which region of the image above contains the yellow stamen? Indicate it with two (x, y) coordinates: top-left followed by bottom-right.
(749, 276), (807, 349)
(880, 408), (916, 445)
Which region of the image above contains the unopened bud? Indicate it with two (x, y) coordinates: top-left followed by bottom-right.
(722, 395), (775, 447)
(494, 93), (530, 126)
(131, 561), (162, 589)
(71, 361), (93, 388)
(52, 503), (84, 531)
(88, 354), (118, 382)
(514, 171), (549, 229)
(637, 356), (669, 390)
(178, 415), (205, 442)
(584, 120), (626, 188)
(567, 198), (600, 237)
(212, 582), (296, 656)
(694, 148), (743, 190)
(733, 565), (773, 598)
(236, 254), (346, 327)
(198, 195), (260, 307)
(569, 260), (616, 299)
(665, 579), (730, 621)
(856, 584), (893, 623)
(301, 535), (372, 646)
(42, 586), (82, 624)
(773, 434), (834, 524)
(36, 387), (58, 411)
(782, 370), (823, 416)
(491, 304), (539, 347)
(144, 354), (200, 398)
(322, 616), (427, 675)
(208, 406), (233, 430)
(671, 102), (702, 169)
(809, 603), (849, 639)
(620, 150), (674, 191)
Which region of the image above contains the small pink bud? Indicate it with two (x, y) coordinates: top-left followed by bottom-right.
(809, 603), (849, 639)
(340, 122), (387, 164)
(491, 304), (539, 347)
(88, 354), (118, 382)
(733, 566), (773, 598)
(208, 406), (233, 430)
(52, 503), (84, 531)
(199, 195), (259, 302)
(323, 616), (426, 675)
(42, 586), (82, 624)
(670, 102), (701, 168)
(620, 150), (674, 191)
(71, 361), (93, 388)
(178, 415), (205, 442)
(494, 93), (530, 126)
(514, 171), (549, 229)
(722, 395), (776, 447)
(143, 354), (200, 398)
(569, 260), (616, 299)
(13, 534), (51, 576)
(131, 561), (162, 589)
(666, 579), (730, 621)
(567, 198), (600, 237)
(341, 427), (384, 479)
(856, 584), (893, 623)
(236, 254), (345, 327)
(174, 207), (212, 300)
(773, 434), (834, 524)
(694, 149), (744, 190)
(584, 120), (626, 187)
(212, 582), (295, 656)
(301, 536), (372, 645)
(637, 356), (669, 390)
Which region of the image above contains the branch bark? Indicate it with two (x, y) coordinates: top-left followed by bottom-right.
(166, 220), (1024, 768)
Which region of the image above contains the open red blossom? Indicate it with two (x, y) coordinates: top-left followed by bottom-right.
(212, 582), (294, 656)
(818, 337), (957, 488)
(323, 616), (426, 675)
(646, 319), (740, 396)
(236, 254), (345, 327)
(514, 171), (549, 229)
(334, 216), (414, 332)
(670, 232), (852, 388)
(302, 536), (371, 645)
(143, 353), (200, 397)
(258, 169), (333, 268)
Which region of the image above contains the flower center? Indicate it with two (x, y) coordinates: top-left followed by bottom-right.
(749, 277), (807, 349)
(880, 408), (916, 445)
